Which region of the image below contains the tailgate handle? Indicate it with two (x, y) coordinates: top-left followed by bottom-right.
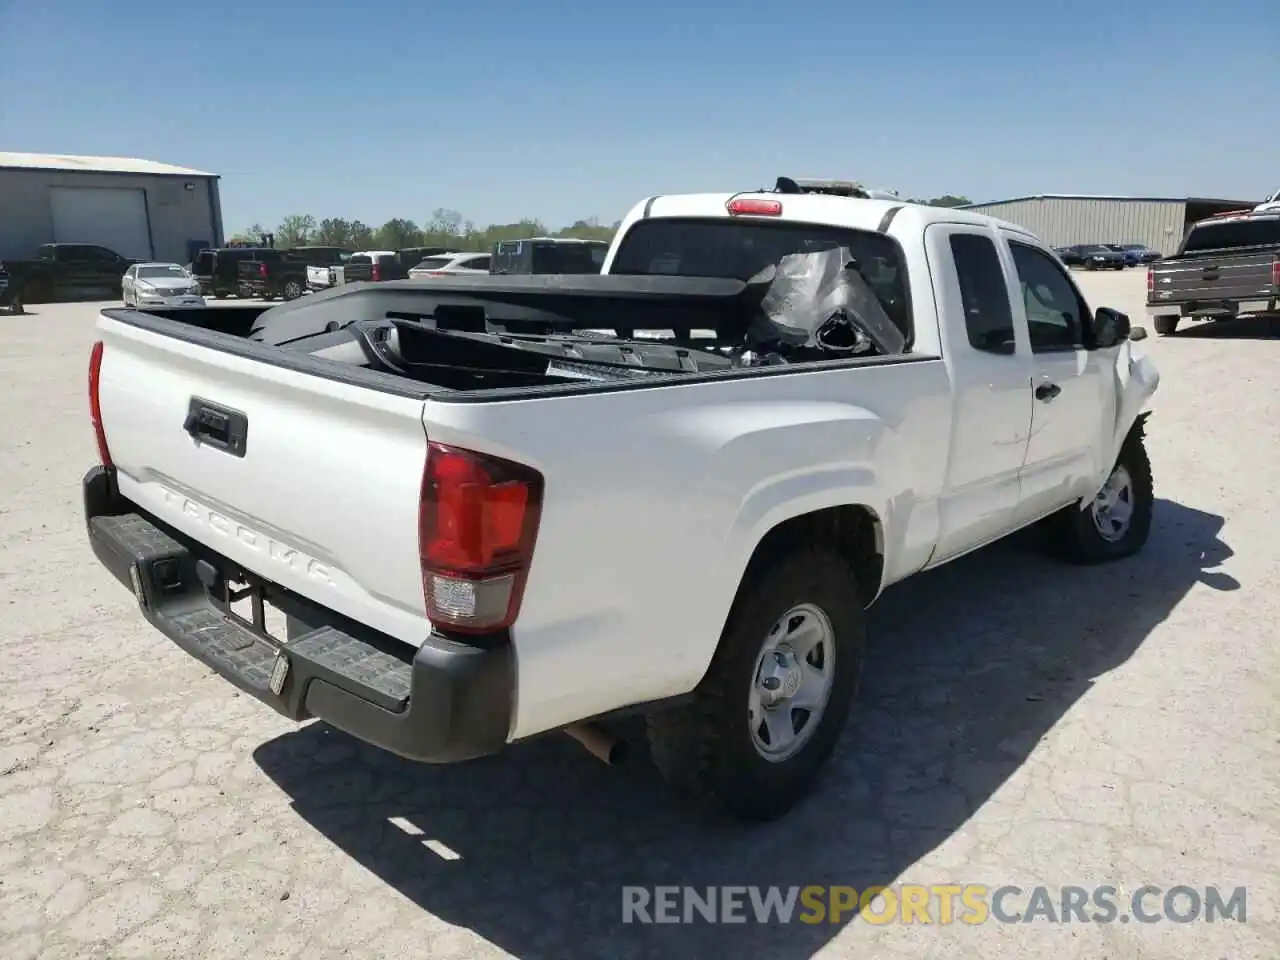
(183, 397), (248, 458)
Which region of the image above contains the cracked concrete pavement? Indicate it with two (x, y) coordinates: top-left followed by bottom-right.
(0, 273), (1277, 959)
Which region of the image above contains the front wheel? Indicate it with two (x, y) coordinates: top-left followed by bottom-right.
(1047, 421), (1154, 564)
(282, 279), (302, 301)
(646, 546), (865, 821)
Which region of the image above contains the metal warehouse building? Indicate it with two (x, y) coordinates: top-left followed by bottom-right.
(958, 194), (1260, 256)
(0, 152), (224, 265)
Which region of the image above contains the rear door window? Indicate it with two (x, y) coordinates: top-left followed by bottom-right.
(949, 233), (1015, 353)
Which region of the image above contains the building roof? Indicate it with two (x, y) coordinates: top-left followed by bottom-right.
(0, 151), (216, 178)
(960, 193), (1258, 209)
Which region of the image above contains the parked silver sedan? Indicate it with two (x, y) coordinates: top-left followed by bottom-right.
(122, 262), (206, 308)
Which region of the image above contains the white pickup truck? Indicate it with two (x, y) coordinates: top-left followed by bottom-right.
(83, 182), (1159, 820)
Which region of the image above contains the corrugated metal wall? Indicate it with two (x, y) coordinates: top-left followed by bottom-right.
(962, 198), (1187, 255)
(0, 168), (222, 263)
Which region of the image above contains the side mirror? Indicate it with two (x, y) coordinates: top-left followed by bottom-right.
(1092, 307), (1130, 349)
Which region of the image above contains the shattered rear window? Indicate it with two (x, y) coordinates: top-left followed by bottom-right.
(610, 217), (912, 339)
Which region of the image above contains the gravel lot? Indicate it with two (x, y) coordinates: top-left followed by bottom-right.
(1, 274), (1277, 959)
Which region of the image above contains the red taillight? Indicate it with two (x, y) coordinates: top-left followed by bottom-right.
(418, 442), (543, 634)
(371, 263), (381, 281)
(1146, 267), (1154, 294)
(727, 197), (783, 217)
(258, 262), (268, 278)
(1271, 258), (1280, 288)
(88, 340), (112, 468)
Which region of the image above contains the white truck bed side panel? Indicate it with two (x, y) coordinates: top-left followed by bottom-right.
(95, 316), (433, 646)
(422, 359), (953, 739)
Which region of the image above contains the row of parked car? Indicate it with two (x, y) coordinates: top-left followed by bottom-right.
(1052, 243), (1163, 269)
(190, 236), (611, 303)
(0, 235), (614, 313)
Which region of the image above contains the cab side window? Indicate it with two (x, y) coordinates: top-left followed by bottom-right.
(1009, 242), (1089, 352)
(949, 233), (1016, 354)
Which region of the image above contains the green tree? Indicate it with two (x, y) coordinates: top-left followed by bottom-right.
(374, 219), (422, 250)
(314, 217), (356, 247)
(229, 222), (267, 244)
(277, 214), (317, 247)
(909, 195), (971, 208)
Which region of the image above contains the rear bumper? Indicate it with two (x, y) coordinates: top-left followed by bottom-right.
(238, 279), (271, 297)
(83, 466), (514, 763)
(1145, 297), (1278, 319)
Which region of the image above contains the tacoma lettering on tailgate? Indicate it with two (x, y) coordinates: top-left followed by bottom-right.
(159, 487), (335, 586)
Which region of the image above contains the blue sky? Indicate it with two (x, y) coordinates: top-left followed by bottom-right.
(2, 0), (1276, 234)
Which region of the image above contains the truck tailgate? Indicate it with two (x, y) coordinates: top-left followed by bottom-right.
(95, 313), (433, 646)
(1149, 250), (1277, 305)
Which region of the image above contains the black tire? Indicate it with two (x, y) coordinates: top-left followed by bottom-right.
(645, 546), (866, 821)
(1046, 419), (1153, 564)
(214, 290), (228, 300)
(1153, 315), (1178, 336)
(283, 280), (302, 301)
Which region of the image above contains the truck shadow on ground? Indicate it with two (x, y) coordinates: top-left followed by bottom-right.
(1169, 315), (1280, 340)
(254, 498), (1236, 960)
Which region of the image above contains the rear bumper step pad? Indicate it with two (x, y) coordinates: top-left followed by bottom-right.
(83, 466), (513, 763)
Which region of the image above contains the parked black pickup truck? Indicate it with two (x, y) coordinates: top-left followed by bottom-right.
(0, 243), (141, 304)
(1146, 210), (1280, 335)
(193, 246), (273, 299)
(236, 250), (310, 301)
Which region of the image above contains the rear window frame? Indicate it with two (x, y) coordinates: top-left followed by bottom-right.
(608, 215), (915, 348)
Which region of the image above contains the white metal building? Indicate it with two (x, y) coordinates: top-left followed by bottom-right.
(958, 194), (1260, 256)
(0, 152), (224, 264)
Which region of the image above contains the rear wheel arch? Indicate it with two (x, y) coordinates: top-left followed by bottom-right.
(737, 504), (885, 610)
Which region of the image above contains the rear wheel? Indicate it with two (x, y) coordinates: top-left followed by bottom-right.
(283, 279), (302, 301)
(1153, 315), (1178, 336)
(646, 546), (865, 821)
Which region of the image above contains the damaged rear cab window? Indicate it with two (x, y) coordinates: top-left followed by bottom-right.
(609, 217), (912, 342)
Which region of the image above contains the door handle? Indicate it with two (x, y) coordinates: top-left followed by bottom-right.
(1035, 382), (1061, 402)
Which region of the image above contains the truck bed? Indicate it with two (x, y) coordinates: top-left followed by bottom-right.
(92, 301), (943, 738)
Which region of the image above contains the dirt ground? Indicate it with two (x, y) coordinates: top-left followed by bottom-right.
(0, 274), (1277, 959)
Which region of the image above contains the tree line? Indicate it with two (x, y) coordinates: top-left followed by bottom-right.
(229, 209), (617, 252)
(228, 196), (972, 252)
